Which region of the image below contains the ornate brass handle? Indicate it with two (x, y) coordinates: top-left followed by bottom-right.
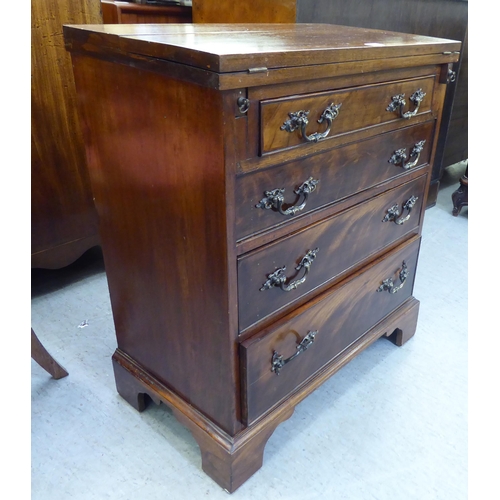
(389, 140), (426, 170)
(376, 261), (409, 294)
(281, 102), (342, 143)
(386, 89), (426, 119)
(260, 248), (319, 292)
(382, 195), (419, 225)
(271, 330), (318, 375)
(255, 177), (320, 216)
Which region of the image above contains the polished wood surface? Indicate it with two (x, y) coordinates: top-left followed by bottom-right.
(260, 76), (435, 154)
(65, 23), (459, 492)
(63, 23), (461, 74)
(70, 54), (240, 434)
(236, 121), (434, 240)
(101, 1), (192, 24)
(296, 0), (468, 206)
(64, 24), (459, 92)
(238, 66), (443, 175)
(32, 0), (101, 269)
(113, 294), (420, 491)
(112, 348), (297, 492)
(242, 236), (420, 423)
(192, 0), (296, 23)
(238, 175), (426, 332)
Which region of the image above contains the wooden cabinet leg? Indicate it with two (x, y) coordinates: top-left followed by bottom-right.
(112, 348), (295, 492)
(385, 299), (420, 347)
(172, 406), (294, 493)
(112, 353), (156, 411)
(110, 298), (422, 492)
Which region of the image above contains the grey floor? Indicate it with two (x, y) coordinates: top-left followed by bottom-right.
(31, 162), (468, 500)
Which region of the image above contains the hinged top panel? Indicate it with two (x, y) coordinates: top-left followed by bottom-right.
(63, 23), (461, 74)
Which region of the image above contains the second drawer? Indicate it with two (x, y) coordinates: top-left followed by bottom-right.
(237, 174), (427, 332)
(236, 120), (434, 241)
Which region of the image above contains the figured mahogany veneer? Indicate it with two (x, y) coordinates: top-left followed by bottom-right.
(235, 120), (434, 241)
(260, 75), (435, 154)
(241, 236), (420, 424)
(64, 24), (460, 492)
(238, 175), (427, 333)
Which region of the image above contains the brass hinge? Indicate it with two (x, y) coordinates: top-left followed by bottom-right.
(248, 67), (268, 74)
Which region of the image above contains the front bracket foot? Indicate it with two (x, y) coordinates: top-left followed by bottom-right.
(173, 406), (294, 493)
(385, 298), (420, 346)
(111, 349), (295, 492)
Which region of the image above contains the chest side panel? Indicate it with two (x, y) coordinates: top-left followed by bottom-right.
(71, 54), (240, 433)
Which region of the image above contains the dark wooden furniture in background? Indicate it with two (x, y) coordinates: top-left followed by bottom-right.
(31, 0), (102, 269)
(101, 1), (193, 24)
(192, 0), (296, 23)
(452, 163), (468, 216)
(64, 23), (459, 492)
(296, 0), (468, 207)
(31, 328), (69, 379)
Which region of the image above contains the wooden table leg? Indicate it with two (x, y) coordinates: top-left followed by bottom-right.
(31, 328), (68, 379)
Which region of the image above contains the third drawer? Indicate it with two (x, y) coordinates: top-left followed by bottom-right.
(237, 174), (427, 332)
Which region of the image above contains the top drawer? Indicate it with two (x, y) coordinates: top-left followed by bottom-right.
(260, 75), (435, 155)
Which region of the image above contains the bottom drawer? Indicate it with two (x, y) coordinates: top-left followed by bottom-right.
(240, 236), (421, 424)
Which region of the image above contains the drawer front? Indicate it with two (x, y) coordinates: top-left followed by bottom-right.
(261, 75), (435, 155)
(236, 120), (434, 241)
(241, 236), (421, 424)
(238, 174), (426, 332)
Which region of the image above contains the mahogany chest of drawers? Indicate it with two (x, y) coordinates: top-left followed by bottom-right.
(64, 23), (460, 492)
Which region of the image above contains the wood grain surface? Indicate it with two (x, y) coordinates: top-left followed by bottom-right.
(192, 0), (296, 23)
(241, 236), (421, 423)
(236, 120), (434, 240)
(32, 0), (101, 268)
(260, 75), (435, 154)
(64, 23), (455, 491)
(238, 175), (426, 332)
(63, 23), (461, 73)
(296, 0), (468, 204)
(70, 54), (241, 434)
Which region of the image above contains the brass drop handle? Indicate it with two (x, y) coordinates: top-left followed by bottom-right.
(376, 261), (409, 294)
(255, 177), (320, 216)
(382, 196), (419, 225)
(281, 103), (342, 143)
(271, 330), (318, 375)
(386, 89), (426, 119)
(389, 140), (426, 170)
(260, 248), (319, 292)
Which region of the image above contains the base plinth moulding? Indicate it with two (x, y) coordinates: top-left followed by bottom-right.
(111, 297), (419, 492)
